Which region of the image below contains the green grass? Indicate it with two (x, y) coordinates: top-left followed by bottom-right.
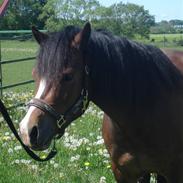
(0, 92), (115, 182)
(150, 33), (183, 41)
(1, 40), (38, 92)
(135, 33), (183, 51)
(136, 33), (183, 40)
(0, 0), (3, 6)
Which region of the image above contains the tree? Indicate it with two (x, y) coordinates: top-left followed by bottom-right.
(169, 19), (183, 33)
(40, 0), (101, 31)
(0, 0), (47, 29)
(1, 0), (155, 39)
(150, 21), (176, 34)
(41, 1), (154, 38)
(105, 3), (155, 38)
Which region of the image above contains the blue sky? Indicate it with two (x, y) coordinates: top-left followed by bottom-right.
(99, 0), (183, 22)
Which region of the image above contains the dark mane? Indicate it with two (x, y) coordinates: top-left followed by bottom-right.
(36, 25), (183, 111)
(36, 26), (81, 81)
(86, 30), (183, 110)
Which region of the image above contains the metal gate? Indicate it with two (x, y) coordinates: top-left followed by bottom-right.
(0, 30), (36, 108)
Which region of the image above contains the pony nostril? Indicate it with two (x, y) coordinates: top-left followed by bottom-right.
(30, 126), (39, 145)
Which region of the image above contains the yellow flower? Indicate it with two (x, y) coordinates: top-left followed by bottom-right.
(59, 173), (64, 178)
(84, 162), (90, 166)
(41, 155), (46, 159)
(2, 136), (11, 141)
(107, 165), (111, 169)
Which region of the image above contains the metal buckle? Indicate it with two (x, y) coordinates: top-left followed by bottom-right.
(57, 115), (66, 129)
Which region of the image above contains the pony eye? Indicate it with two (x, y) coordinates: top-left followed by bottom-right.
(63, 73), (73, 82)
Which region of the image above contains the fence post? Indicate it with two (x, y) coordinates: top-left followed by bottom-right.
(0, 39), (2, 98)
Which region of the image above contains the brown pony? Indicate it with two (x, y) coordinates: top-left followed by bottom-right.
(162, 49), (183, 73)
(103, 48), (183, 182)
(20, 23), (183, 182)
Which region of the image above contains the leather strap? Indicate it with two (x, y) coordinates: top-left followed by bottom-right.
(28, 98), (61, 120)
(0, 99), (57, 161)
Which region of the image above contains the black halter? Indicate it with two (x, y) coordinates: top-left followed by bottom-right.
(27, 88), (89, 136)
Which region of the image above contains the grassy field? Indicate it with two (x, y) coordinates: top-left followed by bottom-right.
(0, 92), (115, 183)
(0, 35), (182, 182)
(1, 40), (37, 92)
(150, 33), (183, 41)
(135, 33), (183, 51)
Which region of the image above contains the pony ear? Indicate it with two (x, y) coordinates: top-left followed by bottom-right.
(32, 26), (48, 45)
(72, 22), (91, 51)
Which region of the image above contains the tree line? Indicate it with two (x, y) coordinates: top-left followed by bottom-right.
(151, 20), (183, 34)
(0, 0), (182, 38)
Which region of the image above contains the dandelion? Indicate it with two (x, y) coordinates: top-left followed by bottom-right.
(93, 139), (104, 145)
(2, 142), (7, 147)
(97, 135), (102, 140)
(5, 132), (10, 136)
(84, 162), (90, 166)
(50, 160), (55, 164)
(71, 123), (76, 126)
(89, 132), (94, 136)
(97, 111), (104, 119)
(53, 163), (59, 168)
(99, 176), (106, 183)
(20, 159), (31, 164)
(59, 172), (64, 178)
(14, 145), (22, 151)
(8, 148), (13, 154)
(41, 155), (46, 159)
(70, 155), (80, 162)
(103, 149), (110, 158)
(107, 165), (111, 169)
(31, 165), (38, 170)
(64, 132), (69, 137)
(14, 119), (19, 124)
(15, 159), (20, 164)
(63, 135), (89, 149)
(103, 159), (110, 164)
(0, 117), (4, 122)
(2, 136), (11, 141)
(98, 148), (103, 155)
(86, 147), (91, 151)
